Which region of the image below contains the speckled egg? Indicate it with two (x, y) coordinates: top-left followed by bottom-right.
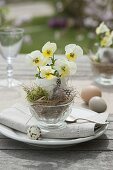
(89, 96), (107, 113)
(27, 126), (41, 140)
(81, 85), (102, 104)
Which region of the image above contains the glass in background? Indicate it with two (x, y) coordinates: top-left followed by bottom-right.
(0, 27), (24, 87)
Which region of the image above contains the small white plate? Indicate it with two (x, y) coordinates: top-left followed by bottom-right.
(0, 123), (107, 148)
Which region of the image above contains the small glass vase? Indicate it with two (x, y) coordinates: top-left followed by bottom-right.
(91, 61), (113, 85)
(29, 101), (72, 130)
(90, 47), (113, 86)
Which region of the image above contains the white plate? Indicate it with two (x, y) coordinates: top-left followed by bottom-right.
(0, 123), (107, 148)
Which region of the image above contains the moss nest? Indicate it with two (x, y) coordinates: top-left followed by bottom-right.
(23, 85), (76, 106)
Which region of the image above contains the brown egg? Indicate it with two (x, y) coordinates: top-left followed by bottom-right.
(81, 85), (102, 104)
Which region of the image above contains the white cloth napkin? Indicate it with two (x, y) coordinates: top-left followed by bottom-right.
(0, 103), (109, 139)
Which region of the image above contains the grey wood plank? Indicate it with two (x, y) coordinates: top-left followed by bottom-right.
(97, 130), (113, 140)
(0, 150), (113, 170)
(108, 115), (113, 122)
(108, 123), (113, 130)
(0, 137), (112, 151)
(0, 134), (7, 138)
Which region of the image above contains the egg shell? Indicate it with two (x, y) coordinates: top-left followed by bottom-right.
(81, 85), (102, 103)
(89, 96), (107, 113)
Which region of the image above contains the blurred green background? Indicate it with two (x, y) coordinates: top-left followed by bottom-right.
(0, 0), (113, 54)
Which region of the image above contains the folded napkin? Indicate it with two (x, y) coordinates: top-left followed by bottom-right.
(0, 103), (109, 139)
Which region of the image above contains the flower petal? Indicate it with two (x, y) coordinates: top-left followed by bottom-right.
(54, 59), (70, 77)
(26, 50), (46, 66)
(74, 45), (83, 57)
(65, 44), (76, 53)
(42, 41), (57, 53)
(40, 66), (55, 80)
(96, 22), (110, 35)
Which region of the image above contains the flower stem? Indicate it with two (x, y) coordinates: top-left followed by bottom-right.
(35, 66), (41, 78)
(51, 55), (56, 68)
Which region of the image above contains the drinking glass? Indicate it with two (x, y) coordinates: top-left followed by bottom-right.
(0, 27), (24, 87)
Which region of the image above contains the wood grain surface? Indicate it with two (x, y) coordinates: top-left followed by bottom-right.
(0, 55), (113, 170)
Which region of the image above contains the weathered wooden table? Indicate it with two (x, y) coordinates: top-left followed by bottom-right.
(0, 55), (113, 170)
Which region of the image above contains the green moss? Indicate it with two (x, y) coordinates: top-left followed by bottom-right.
(23, 86), (49, 103)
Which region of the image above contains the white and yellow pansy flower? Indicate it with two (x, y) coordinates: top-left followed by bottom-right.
(65, 44), (83, 62)
(54, 59), (70, 77)
(101, 34), (113, 47)
(96, 22), (110, 35)
(26, 50), (46, 66)
(40, 66), (55, 80)
(42, 41), (57, 58)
